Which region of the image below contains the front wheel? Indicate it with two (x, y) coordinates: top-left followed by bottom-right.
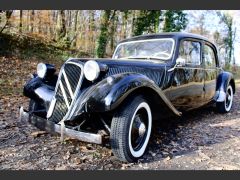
(216, 85), (233, 113)
(110, 96), (152, 162)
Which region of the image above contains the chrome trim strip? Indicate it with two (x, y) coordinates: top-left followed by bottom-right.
(47, 64), (65, 119)
(54, 123), (102, 144)
(47, 97), (56, 118)
(175, 67), (217, 70)
(59, 81), (70, 109)
(62, 70), (74, 99)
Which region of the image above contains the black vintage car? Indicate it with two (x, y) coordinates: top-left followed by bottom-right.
(20, 32), (235, 162)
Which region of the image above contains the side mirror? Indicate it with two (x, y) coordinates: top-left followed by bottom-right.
(176, 57), (186, 67)
(167, 57), (186, 72)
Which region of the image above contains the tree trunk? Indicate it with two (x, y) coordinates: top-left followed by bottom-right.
(0, 10), (13, 34)
(109, 11), (117, 54)
(19, 10), (23, 33)
(71, 10), (79, 48)
(89, 10), (95, 54)
(121, 11), (129, 39)
(96, 10), (112, 58)
(29, 10), (34, 33)
(57, 10), (66, 40)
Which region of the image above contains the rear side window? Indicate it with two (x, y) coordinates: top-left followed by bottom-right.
(204, 44), (216, 68)
(179, 40), (201, 66)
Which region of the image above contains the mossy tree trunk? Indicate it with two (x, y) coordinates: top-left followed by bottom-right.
(217, 12), (236, 65)
(133, 10), (161, 36)
(96, 10), (116, 58)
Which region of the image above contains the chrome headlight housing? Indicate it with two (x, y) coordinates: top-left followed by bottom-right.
(37, 63), (56, 79)
(83, 60), (100, 81)
(37, 63), (47, 78)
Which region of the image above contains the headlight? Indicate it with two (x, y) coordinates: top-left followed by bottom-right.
(37, 63), (47, 78)
(37, 63), (56, 79)
(83, 60), (100, 81)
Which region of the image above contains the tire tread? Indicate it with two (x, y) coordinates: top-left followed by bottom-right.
(110, 96), (149, 162)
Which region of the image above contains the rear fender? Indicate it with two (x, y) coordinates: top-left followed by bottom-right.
(214, 71), (235, 102)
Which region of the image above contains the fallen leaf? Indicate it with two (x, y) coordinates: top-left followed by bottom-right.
(31, 131), (47, 137)
(198, 152), (210, 160)
(63, 151), (71, 160)
(74, 157), (82, 165)
(163, 156), (171, 162)
(55, 166), (67, 170)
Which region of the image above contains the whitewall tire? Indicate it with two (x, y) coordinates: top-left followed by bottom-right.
(110, 96), (152, 162)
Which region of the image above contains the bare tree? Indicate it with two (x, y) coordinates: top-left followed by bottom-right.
(19, 10), (23, 33)
(56, 10), (66, 40)
(0, 10), (13, 34)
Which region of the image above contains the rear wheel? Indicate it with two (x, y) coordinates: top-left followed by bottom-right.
(216, 85), (233, 113)
(110, 96), (152, 162)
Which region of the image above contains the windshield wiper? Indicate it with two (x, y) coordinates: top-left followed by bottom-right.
(124, 56), (165, 61)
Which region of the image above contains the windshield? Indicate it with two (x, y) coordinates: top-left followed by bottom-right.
(112, 38), (175, 61)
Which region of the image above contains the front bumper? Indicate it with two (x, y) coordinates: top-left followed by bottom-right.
(19, 107), (102, 144)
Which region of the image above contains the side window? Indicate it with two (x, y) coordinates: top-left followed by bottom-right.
(179, 40), (201, 65)
(204, 44), (216, 68)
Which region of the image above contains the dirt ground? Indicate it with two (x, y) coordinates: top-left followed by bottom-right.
(1, 57), (240, 170)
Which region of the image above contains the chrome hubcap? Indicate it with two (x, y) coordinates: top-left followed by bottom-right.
(131, 110), (148, 151)
(225, 86), (233, 111)
(139, 122), (146, 136)
(128, 102), (152, 158)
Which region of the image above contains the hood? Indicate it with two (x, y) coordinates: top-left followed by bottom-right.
(70, 58), (172, 88)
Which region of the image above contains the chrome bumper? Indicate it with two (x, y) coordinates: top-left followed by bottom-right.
(19, 107), (102, 144)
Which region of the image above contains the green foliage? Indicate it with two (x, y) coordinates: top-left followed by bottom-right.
(217, 12), (236, 64)
(133, 10), (161, 36)
(96, 10), (112, 58)
(55, 36), (71, 49)
(163, 10), (188, 32)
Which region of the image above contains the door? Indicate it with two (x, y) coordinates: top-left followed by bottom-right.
(203, 42), (217, 102)
(169, 39), (205, 111)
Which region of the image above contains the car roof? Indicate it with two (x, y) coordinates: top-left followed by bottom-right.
(119, 32), (214, 45)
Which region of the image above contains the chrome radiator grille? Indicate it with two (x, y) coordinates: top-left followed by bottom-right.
(47, 62), (83, 123)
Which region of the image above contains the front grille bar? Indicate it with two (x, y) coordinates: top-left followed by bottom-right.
(62, 70), (74, 99)
(59, 81), (70, 109)
(47, 60), (84, 122)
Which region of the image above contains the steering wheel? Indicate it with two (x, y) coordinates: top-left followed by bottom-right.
(153, 51), (170, 58)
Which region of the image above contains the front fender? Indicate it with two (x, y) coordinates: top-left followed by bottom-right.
(23, 74), (57, 108)
(68, 73), (181, 119)
(214, 71), (235, 102)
